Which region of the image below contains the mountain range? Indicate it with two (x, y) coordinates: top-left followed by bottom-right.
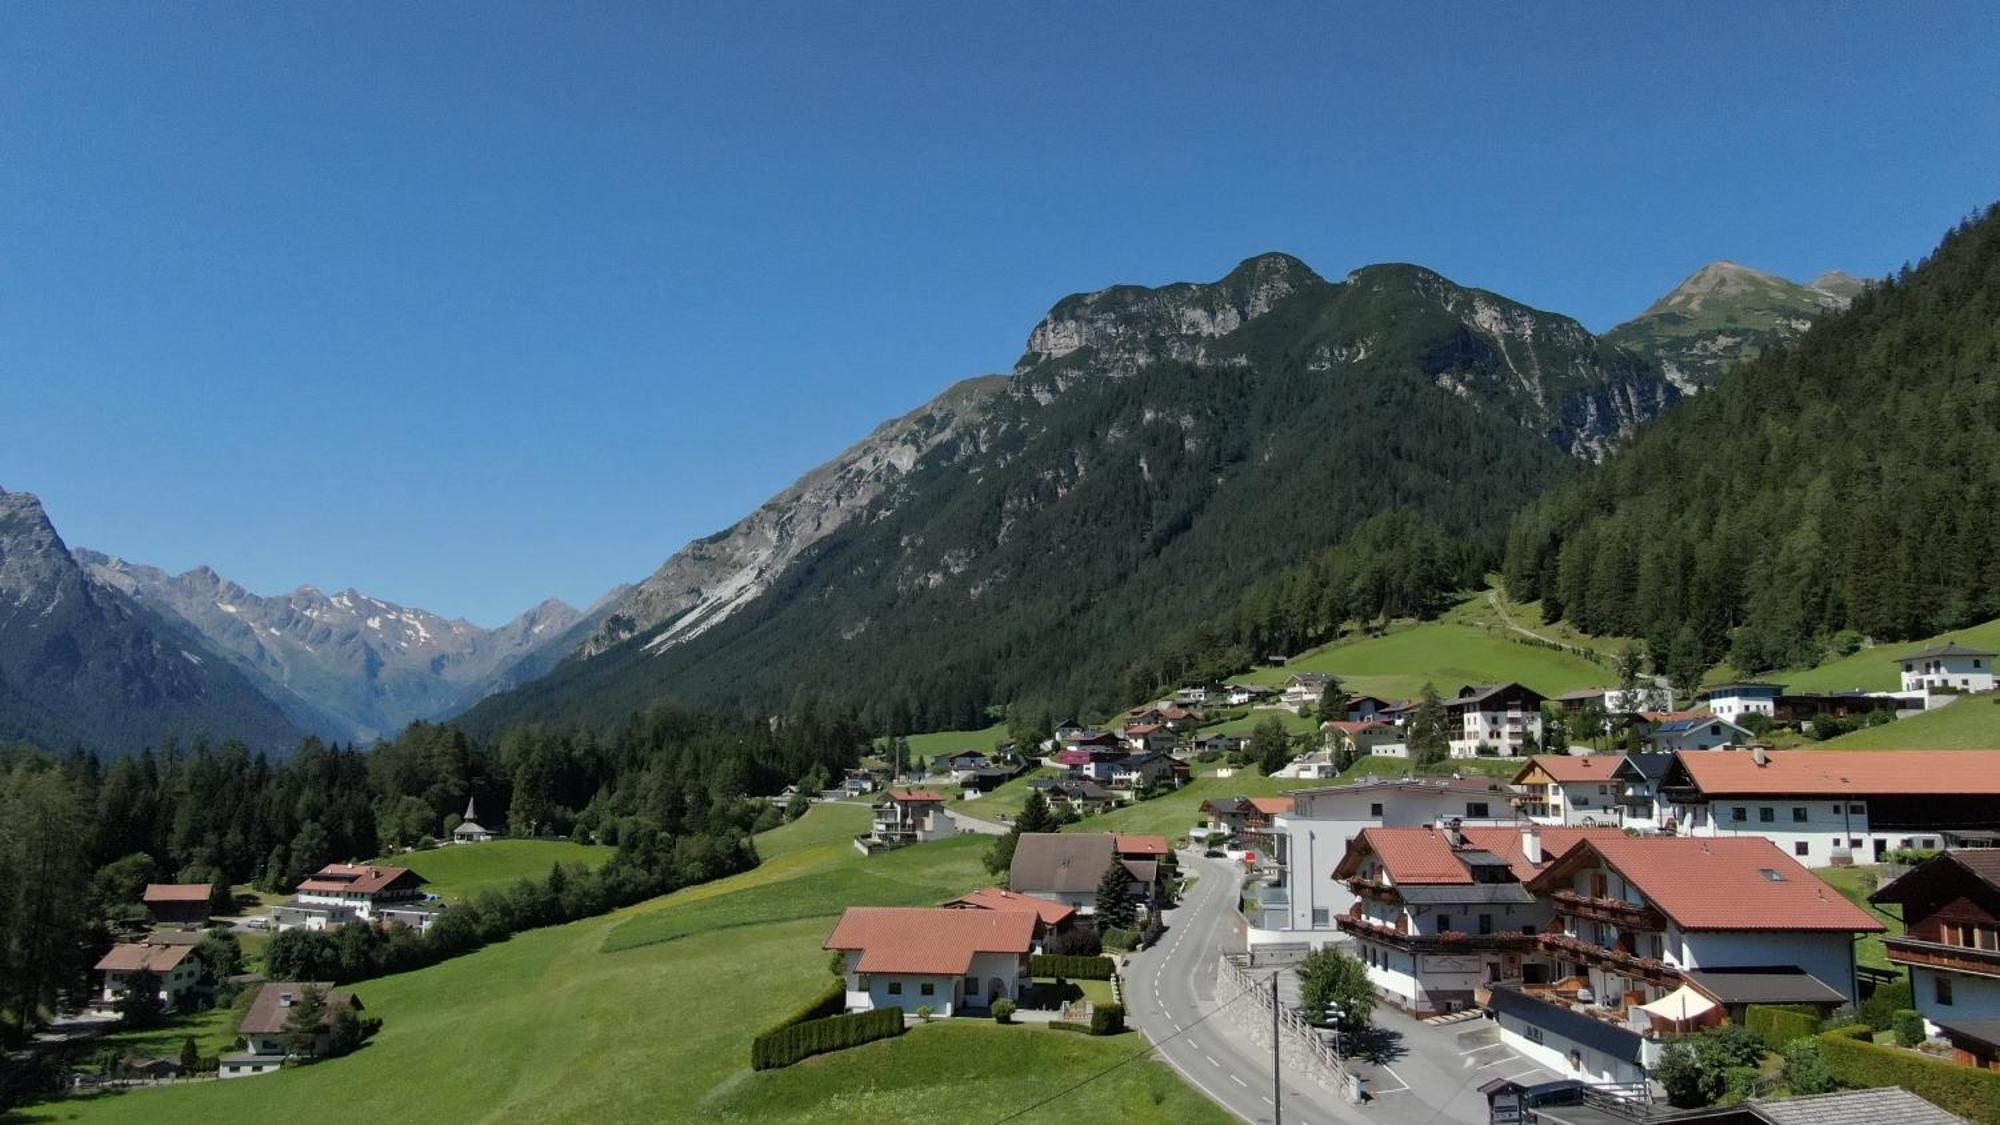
(0, 250), (1863, 754)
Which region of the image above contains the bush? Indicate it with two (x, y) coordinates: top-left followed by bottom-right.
(1820, 1024), (2000, 1122)
(1746, 1004), (1822, 1050)
(1859, 978), (1913, 1031)
(750, 1008), (904, 1070)
(1895, 1008), (1927, 1048)
(1031, 954), (1115, 980)
(1089, 1003), (1126, 1035)
(1139, 916), (1165, 948)
(992, 999), (1016, 1024)
(916, 1005), (935, 1023)
(1100, 927), (1138, 953)
(1781, 1038), (1835, 1096)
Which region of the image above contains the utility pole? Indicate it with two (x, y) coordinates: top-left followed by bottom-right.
(1271, 972), (1282, 1125)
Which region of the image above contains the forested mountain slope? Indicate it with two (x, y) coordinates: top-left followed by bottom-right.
(0, 489), (305, 755)
(1504, 203), (2000, 674)
(465, 253), (1680, 732)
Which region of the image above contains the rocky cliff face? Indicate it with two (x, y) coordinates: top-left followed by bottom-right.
(1605, 260), (1863, 391)
(0, 488), (304, 754)
(78, 550), (581, 743)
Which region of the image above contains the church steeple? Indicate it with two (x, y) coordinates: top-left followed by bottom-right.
(464, 795), (478, 822)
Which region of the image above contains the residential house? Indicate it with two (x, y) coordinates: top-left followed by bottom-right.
(1191, 731), (1252, 757)
(1660, 748), (2000, 867)
(219, 982), (364, 1079)
(1342, 694), (1398, 723)
(1321, 719), (1399, 757)
(1029, 777), (1120, 816)
(1897, 642), (1997, 694)
(142, 883), (216, 926)
(1272, 750), (1342, 780)
(1870, 849), (2000, 1067)
(842, 769), (880, 797)
(957, 767), (1016, 800)
(1107, 751), (1177, 796)
(1225, 683), (1278, 707)
(1008, 833), (1158, 915)
(1281, 672), (1341, 712)
(1635, 711), (1748, 753)
(1253, 777), (1522, 947)
(1611, 753), (1676, 831)
(868, 790), (956, 847)
(941, 886), (1076, 944)
(1445, 683), (1547, 757)
(273, 864), (433, 933)
(92, 939), (203, 1013)
(1173, 683), (1223, 707)
(936, 751), (993, 779)
(826, 907), (1036, 1016)
(1334, 824), (1625, 1015)
(1118, 723), (1177, 755)
(1053, 738), (1122, 769)
(1698, 683), (1782, 725)
(1771, 692), (1905, 726)
(1553, 689), (1610, 715)
(1512, 755), (1626, 827)
(452, 796), (496, 844)
(1487, 836), (1882, 1086)
(1198, 795), (1294, 838)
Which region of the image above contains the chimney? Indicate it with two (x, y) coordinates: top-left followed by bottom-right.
(1446, 816), (1466, 848)
(1752, 746), (1769, 767)
(1522, 826), (1544, 865)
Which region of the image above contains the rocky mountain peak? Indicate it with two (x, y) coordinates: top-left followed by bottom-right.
(1022, 253), (1324, 369)
(0, 488), (74, 599)
(1807, 269), (1866, 301)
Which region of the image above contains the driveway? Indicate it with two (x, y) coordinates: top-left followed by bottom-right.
(1123, 851), (1512, 1125)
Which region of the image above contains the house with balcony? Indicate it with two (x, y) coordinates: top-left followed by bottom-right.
(1008, 833), (1160, 915)
(1870, 849), (2000, 1068)
(1896, 641), (1997, 694)
(272, 863), (433, 933)
(92, 938), (204, 1013)
(1029, 776), (1120, 816)
(940, 886), (1076, 947)
(1333, 823), (1623, 1015)
(1106, 750), (1176, 795)
(863, 790), (956, 850)
(825, 907), (1036, 1017)
(1610, 753), (1674, 831)
(1485, 836), (1881, 1086)
(1446, 683), (1547, 758)
(1511, 755), (1625, 827)
(1697, 683), (1782, 725)
(1281, 672), (1341, 712)
(1659, 747), (2000, 867)
(1320, 719), (1399, 758)
(1634, 711), (1748, 753)
(219, 982), (364, 1078)
(1249, 777), (1521, 948)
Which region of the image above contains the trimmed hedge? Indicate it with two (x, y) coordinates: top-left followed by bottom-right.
(1745, 1004), (1821, 1050)
(1819, 1024), (2000, 1122)
(757, 981), (845, 1040)
(1031, 954), (1116, 980)
(751, 1007), (904, 1070)
(1090, 1003), (1126, 1035)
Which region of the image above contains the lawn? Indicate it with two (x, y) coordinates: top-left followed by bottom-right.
(24, 803), (1220, 1125)
(1815, 864), (1906, 972)
(370, 839), (614, 902)
(1821, 692), (2000, 749)
(86, 1001), (246, 1069)
(946, 767), (1061, 820)
(1236, 621), (1610, 700)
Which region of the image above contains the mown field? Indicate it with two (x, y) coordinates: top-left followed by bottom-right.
(1236, 620), (1609, 700)
(28, 803), (1223, 1125)
(1823, 692), (2000, 749)
(369, 839), (614, 902)
(1715, 617), (2000, 694)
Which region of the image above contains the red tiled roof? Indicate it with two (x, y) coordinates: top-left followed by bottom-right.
(94, 942), (196, 973)
(1533, 836), (1887, 932)
(825, 907), (1037, 974)
(295, 863), (425, 897)
(1116, 834), (1171, 857)
(943, 887), (1075, 926)
(1641, 710), (1715, 723)
(1322, 721), (1391, 735)
(1341, 825), (1626, 885)
(1673, 749), (2000, 797)
(1247, 797), (1294, 815)
(887, 790), (947, 803)
(1122, 723), (1165, 736)
(143, 883), (213, 904)
(1514, 754), (1622, 784)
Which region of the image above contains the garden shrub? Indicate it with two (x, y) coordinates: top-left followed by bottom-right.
(1030, 954), (1115, 980)
(1894, 1008), (1926, 1048)
(1089, 1003), (1126, 1035)
(1745, 1004), (1821, 1050)
(1100, 927), (1137, 953)
(750, 1008), (903, 1070)
(1781, 1038), (1835, 1096)
(1046, 1019), (1090, 1035)
(1820, 1024), (2000, 1122)
(1859, 978), (1913, 1030)
(992, 999), (1015, 1024)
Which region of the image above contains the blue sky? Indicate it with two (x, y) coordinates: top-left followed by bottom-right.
(4, 4), (1996, 625)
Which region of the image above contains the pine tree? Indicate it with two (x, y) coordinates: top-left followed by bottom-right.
(1407, 683), (1450, 766)
(284, 984), (330, 1058)
(1095, 860), (1137, 930)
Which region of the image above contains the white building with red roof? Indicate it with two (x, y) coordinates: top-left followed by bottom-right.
(92, 938), (203, 1013)
(272, 863), (435, 933)
(825, 906), (1037, 1016)
(1511, 754), (1628, 827)
(1660, 747), (2000, 867)
(866, 790), (956, 849)
(1486, 834), (1884, 1086)
(1333, 823), (1625, 1015)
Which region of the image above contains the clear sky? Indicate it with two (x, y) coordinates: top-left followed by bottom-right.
(4, 4), (1996, 625)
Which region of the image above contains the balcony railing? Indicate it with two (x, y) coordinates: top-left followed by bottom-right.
(1882, 936), (2000, 979)
(1538, 933), (1680, 983)
(1336, 915), (1539, 952)
(1550, 890), (1667, 932)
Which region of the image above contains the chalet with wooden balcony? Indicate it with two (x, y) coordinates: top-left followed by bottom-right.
(1445, 683), (1546, 758)
(1486, 836), (1882, 1086)
(1332, 822), (1624, 1015)
(1510, 754), (1625, 827)
(1871, 849), (2000, 1069)
(1658, 747), (2000, 867)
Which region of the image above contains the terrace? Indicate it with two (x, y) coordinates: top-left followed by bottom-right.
(1882, 935), (2000, 980)
(1336, 913), (1538, 953)
(1548, 890), (1667, 932)
(1537, 933), (1680, 985)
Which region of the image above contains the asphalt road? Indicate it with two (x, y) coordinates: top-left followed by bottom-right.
(1125, 851), (1533, 1125)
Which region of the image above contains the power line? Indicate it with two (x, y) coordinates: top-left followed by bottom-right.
(987, 971), (1272, 1124)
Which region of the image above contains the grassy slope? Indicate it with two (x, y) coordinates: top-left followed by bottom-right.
(1821, 692), (2000, 749)
(1755, 618), (2000, 695)
(370, 840), (613, 902)
(32, 803), (1219, 1125)
(1236, 620), (1609, 700)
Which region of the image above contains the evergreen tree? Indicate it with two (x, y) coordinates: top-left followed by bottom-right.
(1251, 718), (1293, 776)
(283, 984), (330, 1058)
(1095, 860), (1137, 930)
(1407, 684), (1450, 766)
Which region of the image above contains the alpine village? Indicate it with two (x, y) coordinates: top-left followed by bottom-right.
(5, 12), (2000, 1125)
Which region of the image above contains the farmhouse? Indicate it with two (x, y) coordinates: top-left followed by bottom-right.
(1334, 823), (1623, 1015)
(142, 882), (216, 926)
(1511, 755), (1625, 827)
(1659, 748), (2000, 867)
(1870, 849), (2000, 1067)
(1008, 833), (1159, 914)
(92, 939), (203, 1013)
(272, 863), (432, 932)
(1897, 641), (1997, 694)
(825, 907), (1036, 1017)
(1486, 836), (1881, 1086)
(1445, 683), (1546, 758)
(219, 982), (365, 1079)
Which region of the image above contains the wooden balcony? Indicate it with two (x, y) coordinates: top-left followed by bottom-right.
(1883, 936), (2000, 980)
(1336, 914), (1539, 953)
(1550, 889), (1667, 932)
(1538, 933), (1681, 984)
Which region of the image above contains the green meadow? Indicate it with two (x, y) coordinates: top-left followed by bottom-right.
(372, 839), (614, 902)
(1237, 620), (1608, 700)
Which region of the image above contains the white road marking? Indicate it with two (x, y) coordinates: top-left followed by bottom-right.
(1505, 1066), (1550, 1081)
(1476, 1053), (1520, 1069)
(1205, 1054), (1220, 1066)
(1229, 1074), (1248, 1087)
(1459, 1041), (1507, 1055)
(1261, 1095), (1273, 1104)
(1373, 1064), (1413, 1094)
